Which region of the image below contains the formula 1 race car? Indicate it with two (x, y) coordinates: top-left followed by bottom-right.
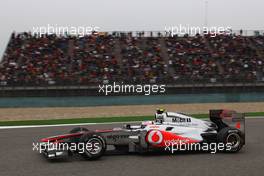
(39, 109), (245, 160)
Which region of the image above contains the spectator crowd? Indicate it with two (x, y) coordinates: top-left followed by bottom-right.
(0, 32), (263, 86)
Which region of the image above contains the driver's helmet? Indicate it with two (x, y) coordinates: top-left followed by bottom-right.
(156, 108), (165, 114)
(155, 108), (166, 123)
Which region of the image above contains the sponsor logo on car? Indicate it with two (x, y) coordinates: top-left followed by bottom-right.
(147, 130), (163, 144)
(172, 117), (191, 123)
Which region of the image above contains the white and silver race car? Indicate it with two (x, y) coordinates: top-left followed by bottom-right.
(40, 109), (245, 160)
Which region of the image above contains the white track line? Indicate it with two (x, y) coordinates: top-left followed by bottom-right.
(0, 117), (263, 130)
(0, 121), (142, 129)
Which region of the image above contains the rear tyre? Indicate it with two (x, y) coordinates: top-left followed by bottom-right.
(79, 133), (106, 160)
(217, 127), (244, 153)
(70, 127), (89, 133)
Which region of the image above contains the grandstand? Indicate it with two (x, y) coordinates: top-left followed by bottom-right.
(0, 31), (263, 96)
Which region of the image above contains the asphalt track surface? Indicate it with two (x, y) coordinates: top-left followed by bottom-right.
(0, 118), (264, 176)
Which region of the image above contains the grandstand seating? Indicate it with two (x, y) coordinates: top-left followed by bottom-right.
(0, 32), (263, 86)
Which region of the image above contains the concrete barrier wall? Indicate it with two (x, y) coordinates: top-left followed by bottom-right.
(0, 92), (263, 108)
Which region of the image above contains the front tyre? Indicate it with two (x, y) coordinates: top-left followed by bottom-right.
(79, 133), (106, 160)
(217, 127), (244, 153)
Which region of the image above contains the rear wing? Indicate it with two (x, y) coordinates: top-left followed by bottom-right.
(209, 109), (245, 134)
